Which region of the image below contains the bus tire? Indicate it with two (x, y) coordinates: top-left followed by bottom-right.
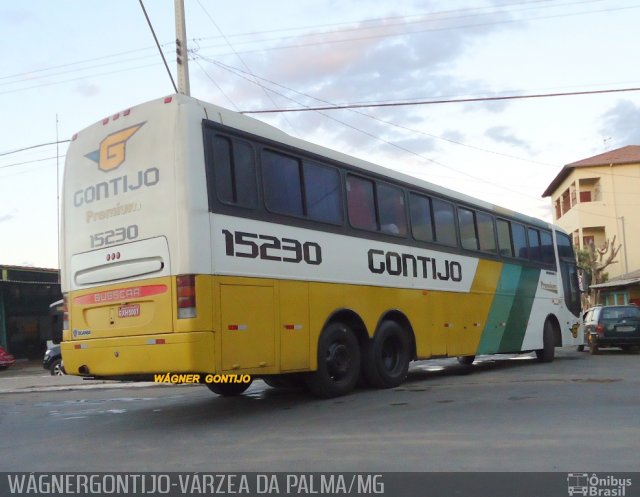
(535, 320), (555, 363)
(305, 323), (360, 398)
(457, 355), (475, 366)
(206, 379), (253, 397)
(362, 321), (411, 388)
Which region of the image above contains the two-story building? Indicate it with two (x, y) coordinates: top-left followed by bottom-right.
(542, 145), (640, 305)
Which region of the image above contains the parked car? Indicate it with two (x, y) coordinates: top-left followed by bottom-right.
(583, 304), (640, 355)
(0, 346), (16, 370)
(43, 344), (65, 375)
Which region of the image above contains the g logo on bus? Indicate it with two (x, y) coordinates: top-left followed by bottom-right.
(85, 122), (145, 172)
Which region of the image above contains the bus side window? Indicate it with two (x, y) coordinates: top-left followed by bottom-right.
(556, 232), (574, 259)
(303, 162), (342, 224)
(477, 211), (497, 254)
(540, 230), (554, 265)
(409, 193), (435, 242)
(528, 228), (542, 261)
(432, 198), (457, 246)
(496, 218), (514, 257)
(262, 150), (304, 216)
(512, 222), (528, 259)
(212, 136), (257, 208)
(377, 182), (407, 236)
(346, 175), (377, 231)
(458, 207), (479, 250)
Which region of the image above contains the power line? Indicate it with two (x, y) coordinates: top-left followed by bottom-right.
(0, 0), (625, 97)
(204, 56), (552, 206)
(0, 140), (70, 158)
(242, 86), (640, 114)
(138, 0), (178, 94)
(211, 58), (559, 167)
(0, 155), (65, 170)
(195, 0), (300, 138)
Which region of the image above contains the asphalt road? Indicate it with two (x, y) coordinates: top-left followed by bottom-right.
(1, 347), (639, 472)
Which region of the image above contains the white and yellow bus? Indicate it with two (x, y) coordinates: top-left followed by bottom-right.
(59, 94), (582, 397)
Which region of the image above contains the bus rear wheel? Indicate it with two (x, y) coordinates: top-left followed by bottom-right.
(206, 379), (253, 397)
(535, 320), (555, 363)
(305, 323), (360, 398)
(362, 320), (411, 388)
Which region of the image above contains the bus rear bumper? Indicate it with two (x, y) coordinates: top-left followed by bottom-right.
(60, 332), (215, 379)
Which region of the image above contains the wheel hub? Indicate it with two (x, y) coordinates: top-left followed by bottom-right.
(326, 342), (350, 379)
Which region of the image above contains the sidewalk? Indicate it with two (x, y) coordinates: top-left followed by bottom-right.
(0, 359), (158, 394)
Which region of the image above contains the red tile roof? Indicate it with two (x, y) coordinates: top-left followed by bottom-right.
(542, 145), (640, 197)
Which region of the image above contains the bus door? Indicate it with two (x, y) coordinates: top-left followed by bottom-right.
(218, 278), (276, 372)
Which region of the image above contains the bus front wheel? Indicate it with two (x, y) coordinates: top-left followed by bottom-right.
(535, 320), (555, 363)
(362, 320), (411, 388)
(305, 323), (361, 398)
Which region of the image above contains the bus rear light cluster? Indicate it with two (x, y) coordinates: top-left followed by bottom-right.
(177, 275), (197, 319)
(62, 294), (69, 331)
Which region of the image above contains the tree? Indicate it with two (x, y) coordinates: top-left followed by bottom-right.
(575, 236), (622, 308)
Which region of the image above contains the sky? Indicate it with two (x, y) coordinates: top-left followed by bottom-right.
(2, 0), (640, 269)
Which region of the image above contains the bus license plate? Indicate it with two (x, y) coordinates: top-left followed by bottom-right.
(118, 304), (140, 318)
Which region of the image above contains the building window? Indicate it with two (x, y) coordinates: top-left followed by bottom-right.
(562, 190), (571, 214)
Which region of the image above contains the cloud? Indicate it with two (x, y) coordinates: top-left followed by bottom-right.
(208, 7), (517, 116)
(485, 126), (533, 152)
(0, 9), (34, 26)
(198, 8), (520, 167)
(600, 100), (640, 148)
(0, 212), (16, 223)
(75, 82), (101, 97)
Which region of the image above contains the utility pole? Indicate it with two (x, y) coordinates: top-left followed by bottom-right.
(175, 0), (190, 96)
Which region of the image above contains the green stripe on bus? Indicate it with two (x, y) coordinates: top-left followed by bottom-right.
(498, 266), (541, 353)
(477, 264), (521, 354)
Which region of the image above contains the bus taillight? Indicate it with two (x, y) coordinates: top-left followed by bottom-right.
(177, 275), (197, 319)
(62, 294), (69, 331)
